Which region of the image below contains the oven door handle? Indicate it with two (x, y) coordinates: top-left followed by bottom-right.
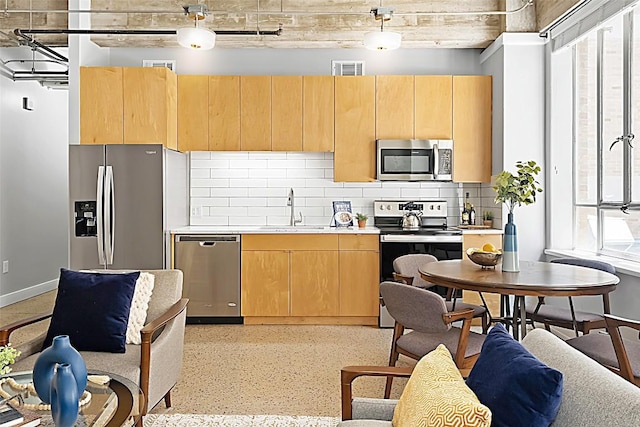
(380, 234), (463, 243)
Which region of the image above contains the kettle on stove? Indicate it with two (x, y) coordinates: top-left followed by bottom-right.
(401, 210), (423, 230)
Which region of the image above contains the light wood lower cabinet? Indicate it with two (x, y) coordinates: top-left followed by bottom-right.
(462, 233), (503, 323)
(241, 234), (379, 325)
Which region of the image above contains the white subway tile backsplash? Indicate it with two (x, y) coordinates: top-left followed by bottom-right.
(190, 187), (210, 197)
(191, 178), (229, 188)
(189, 151), (483, 227)
(212, 188), (249, 197)
(229, 159), (268, 169)
(190, 169), (211, 179)
(249, 168), (287, 178)
(286, 168), (325, 179)
(230, 198), (267, 207)
(230, 178), (267, 187)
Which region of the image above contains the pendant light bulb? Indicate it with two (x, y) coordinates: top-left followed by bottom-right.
(177, 4), (216, 50)
(364, 6), (401, 51)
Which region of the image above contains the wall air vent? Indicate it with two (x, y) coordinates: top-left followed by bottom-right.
(332, 60), (365, 76)
(142, 60), (176, 71)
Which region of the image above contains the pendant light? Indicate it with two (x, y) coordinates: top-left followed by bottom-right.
(177, 5), (216, 50)
(364, 6), (401, 51)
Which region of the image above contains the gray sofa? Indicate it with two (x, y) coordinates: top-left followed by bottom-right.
(340, 328), (640, 426)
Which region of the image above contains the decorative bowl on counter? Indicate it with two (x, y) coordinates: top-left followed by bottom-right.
(466, 248), (503, 268)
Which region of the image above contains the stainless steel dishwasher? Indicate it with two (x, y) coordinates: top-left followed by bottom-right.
(174, 235), (242, 324)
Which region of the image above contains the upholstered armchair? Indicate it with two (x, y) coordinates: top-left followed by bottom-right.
(0, 269), (188, 424)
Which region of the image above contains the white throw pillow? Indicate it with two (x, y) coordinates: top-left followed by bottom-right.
(126, 272), (155, 344)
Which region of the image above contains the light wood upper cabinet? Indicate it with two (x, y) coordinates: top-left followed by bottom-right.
(123, 67), (177, 150)
(376, 75), (414, 140)
(415, 75), (453, 139)
(453, 76), (492, 182)
(272, 76), (303, 151)
(303, 76), (334, 152)
(80, 67), (124, 145)
(241, 76), (271, 151)
(177, 75), (208, 152)
(209, 76), (240, 151)
(334, 76), (376, 182)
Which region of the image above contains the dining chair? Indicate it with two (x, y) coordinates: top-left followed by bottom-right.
(392, 254), (489, 333)
(379, 281), (485, 398)
(566, 314), (640, 386)
(526, 258), (616, 336)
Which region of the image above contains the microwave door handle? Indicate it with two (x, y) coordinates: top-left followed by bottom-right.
(433, 143), (439, 179)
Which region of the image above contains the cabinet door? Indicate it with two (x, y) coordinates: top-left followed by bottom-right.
(335, 76), (376, 182)
(376, 75), (414, 139)
(272, 76), (303, 151)
(415, 75), (453, 139)
(241, 76), (271, 151)
(339, 251), (379, 316)
(178, 75), (208, 152)
(80, 67), (123, 144)
(303, 76), (334, 152)
(241, 250), (289, 316)
(123, 67), (176, 147)
(209, 76), (240, 151)
(453, 76), (492, 182)
(290, 251), (339, 316)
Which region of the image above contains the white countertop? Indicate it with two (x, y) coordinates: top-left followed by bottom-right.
(171, 226), (381, 235)
(458, 228), (504, 235)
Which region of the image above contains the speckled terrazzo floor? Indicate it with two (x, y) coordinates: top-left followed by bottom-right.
(0, 292), (410, 418)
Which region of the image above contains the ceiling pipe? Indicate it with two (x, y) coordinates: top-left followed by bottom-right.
(16, 27), (283, 38)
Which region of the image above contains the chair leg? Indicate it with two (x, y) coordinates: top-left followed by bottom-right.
(164, 390), (172, 408)
(544, 323), (551, 332)
(481, 311), (489, 334)
(385, 322), (403, 399)
(135, 418), (143, 427)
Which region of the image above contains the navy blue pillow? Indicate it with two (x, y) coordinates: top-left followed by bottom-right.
(466, 324), (563, 427)
(43, 269), (139, 353)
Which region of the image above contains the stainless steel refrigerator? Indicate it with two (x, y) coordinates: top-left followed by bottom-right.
(69, 144), (188, 270)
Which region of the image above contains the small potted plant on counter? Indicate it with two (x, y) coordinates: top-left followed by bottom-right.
(482, 211), (494, 228)
(355, 213), (368, 228)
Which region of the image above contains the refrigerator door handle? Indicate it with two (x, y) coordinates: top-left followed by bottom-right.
(104, 165), (115, 265)
(96, 166), (106, 265)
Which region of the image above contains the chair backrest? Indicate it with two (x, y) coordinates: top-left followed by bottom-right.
(550, 258), (616, 274)
(379, 281), (449, 333)
(392, 254), (439, 288)
(142, 269), (184, 323)
(604, 314), (640, 385)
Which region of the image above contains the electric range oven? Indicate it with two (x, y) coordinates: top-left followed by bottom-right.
(375, 200), (462, 327)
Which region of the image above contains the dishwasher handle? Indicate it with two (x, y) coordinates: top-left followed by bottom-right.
(176, 235), (240, 243)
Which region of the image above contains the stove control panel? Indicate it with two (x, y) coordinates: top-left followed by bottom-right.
(374, 200), (448, 217)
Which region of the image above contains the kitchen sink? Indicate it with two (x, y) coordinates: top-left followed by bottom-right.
(257, 225), (332, 232)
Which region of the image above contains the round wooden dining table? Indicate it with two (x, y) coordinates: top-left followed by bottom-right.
(419, 259), (620, 339)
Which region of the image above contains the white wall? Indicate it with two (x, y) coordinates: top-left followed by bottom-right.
(481, 34), (547, 263)
(0, 48), (69, 306)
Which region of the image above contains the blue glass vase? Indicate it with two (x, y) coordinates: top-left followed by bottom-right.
(502, 212), (520, 272)
(33, 335), (87, 404)
(51, 363), (79, 427)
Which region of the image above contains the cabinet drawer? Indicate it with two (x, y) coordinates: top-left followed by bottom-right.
(242, 234), (339, 251)
(339, 235), (379, 251)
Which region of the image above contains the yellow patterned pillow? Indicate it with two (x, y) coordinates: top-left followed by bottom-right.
(392, 344), (491, 427)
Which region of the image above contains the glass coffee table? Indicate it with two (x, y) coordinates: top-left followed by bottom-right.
(0, 370), (144, 427)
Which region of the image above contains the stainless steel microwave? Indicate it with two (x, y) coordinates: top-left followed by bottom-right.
(376, 139), (453, 181)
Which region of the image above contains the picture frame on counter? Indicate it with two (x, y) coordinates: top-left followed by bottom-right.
(332, 201), (353, 227)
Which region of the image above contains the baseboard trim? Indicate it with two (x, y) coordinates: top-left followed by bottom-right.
(0, 278), (57, 308)
(244, 316), (378, 326)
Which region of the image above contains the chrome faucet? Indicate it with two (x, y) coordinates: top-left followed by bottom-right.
(287, 188), (303, 226)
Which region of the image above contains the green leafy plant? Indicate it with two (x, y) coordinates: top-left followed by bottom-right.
(0, 344), (20, 375)
(483, 210), (494, 221)
(493, 160), (543, 214)
(355, 213), (368, 221)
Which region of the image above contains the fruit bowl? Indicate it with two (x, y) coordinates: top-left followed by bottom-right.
(466, 248), (503, 268)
